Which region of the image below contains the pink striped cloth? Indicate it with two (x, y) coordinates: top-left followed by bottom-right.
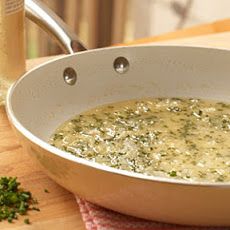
(76, 198), (228, 230)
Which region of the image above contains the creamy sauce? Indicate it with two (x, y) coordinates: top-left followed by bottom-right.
(50, 98), (230, 182)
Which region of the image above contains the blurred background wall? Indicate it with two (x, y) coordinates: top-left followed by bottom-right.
(26, 0), (230, 58)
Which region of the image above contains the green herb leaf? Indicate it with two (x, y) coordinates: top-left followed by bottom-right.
(169, 171), (177, 177)
(0, 177), (39, 224)
(24, 218), (30, 224)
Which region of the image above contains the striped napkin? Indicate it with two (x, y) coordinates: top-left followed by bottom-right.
(76, 197), (228, 230)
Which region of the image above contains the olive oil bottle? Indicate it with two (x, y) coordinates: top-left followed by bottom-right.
(0, 0), (25, 105)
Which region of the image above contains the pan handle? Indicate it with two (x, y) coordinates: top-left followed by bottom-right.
(25, 0), (87, 54)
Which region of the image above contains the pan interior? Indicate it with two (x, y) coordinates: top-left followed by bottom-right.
(8, 46), (230, 141)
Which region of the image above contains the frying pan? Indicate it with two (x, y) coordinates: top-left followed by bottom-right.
(6, 0), (230, 226)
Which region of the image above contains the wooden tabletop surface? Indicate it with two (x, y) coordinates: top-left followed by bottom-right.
(0, 58), (85, 230)
(1, 31), (230, 229)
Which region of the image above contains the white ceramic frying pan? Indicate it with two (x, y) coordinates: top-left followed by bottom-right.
(6, 0), (230, 226)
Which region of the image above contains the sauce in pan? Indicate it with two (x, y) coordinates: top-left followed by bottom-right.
(50, 98), (230, 182)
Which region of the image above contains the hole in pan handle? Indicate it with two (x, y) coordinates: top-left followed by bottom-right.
(25, 0), (87, 54)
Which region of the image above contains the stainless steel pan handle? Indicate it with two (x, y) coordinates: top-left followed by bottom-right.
(25, 0), (87, 54)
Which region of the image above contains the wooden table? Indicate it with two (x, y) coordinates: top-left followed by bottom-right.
(1, 31), (230, 229)
(0, 59), (85, 230)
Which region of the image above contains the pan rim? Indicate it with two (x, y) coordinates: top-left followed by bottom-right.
(6, 45), (230, 187)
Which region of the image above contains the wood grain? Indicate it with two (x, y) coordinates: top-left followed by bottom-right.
(0, 59), (85, 230)
(123, 19), (230, 46)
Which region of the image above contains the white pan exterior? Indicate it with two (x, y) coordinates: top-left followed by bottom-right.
(6, 46), (230, 226)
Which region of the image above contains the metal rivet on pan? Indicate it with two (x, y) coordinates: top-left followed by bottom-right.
(113, 57), (129, 74)
(63, 67), (77, 85)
